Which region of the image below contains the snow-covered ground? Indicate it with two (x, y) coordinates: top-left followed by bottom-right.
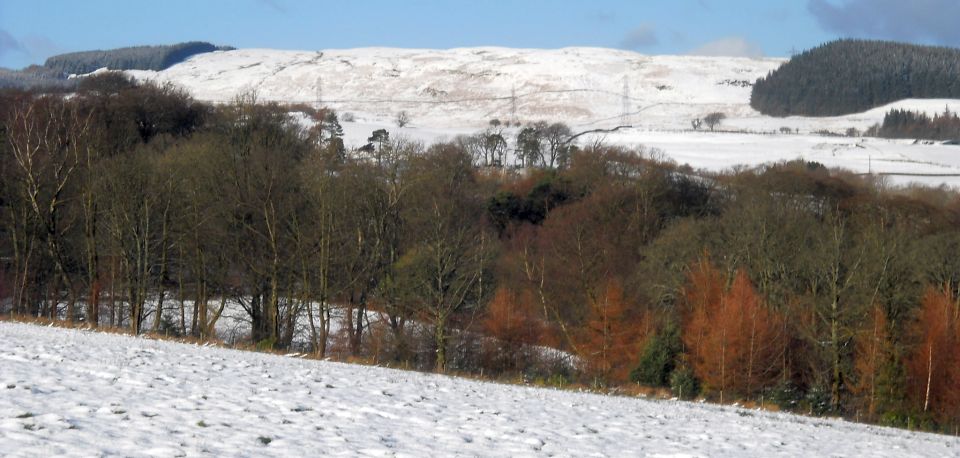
(2, 321), (958, 457)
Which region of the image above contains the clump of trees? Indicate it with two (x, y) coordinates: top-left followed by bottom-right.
(1, 41), (231, 90)
(515, 121), (573, 168)
(691, 113), (726, 132)
(752, 39), (960, 116)
(5, 77), (960, 434)
(0, 66), (76, 91)
(703, 112), (726, 131)
(459, 120), (509, 168)
(867, 108), (960, 141)
(44, 41), (231, 75)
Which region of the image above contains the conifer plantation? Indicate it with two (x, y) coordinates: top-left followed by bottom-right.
(751, 39), (960, 116)
(4, 74), (960, 434)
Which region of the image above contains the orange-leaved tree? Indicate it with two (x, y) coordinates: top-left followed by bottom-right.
(906, 286), (960, 422)
(579, 279), (647, 384)
(683, 259), (783, 402)
(482, 286), (548, 373)
(852, 304), (898, 418)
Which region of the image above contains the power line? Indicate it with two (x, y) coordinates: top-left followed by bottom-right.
(621, 76), (630, 126)
(315, 76), (323, 109)
(204, 87), (656, 106)
(511, 84), (518, 124)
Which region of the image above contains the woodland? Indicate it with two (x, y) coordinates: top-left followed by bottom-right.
(870, 107), (960, 141)
(0, 41), (228, 90)
(2, 74), (960, 433)
(751, 39), (960, 117)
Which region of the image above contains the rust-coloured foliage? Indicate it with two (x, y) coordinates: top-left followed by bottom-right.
(683, 260), (783, 401)
(907, 286), (960, 422)
(852, 305), (894, 417)
(578, 280), (646, 383)
(483, 287), (544, 348)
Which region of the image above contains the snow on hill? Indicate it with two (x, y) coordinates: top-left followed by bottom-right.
(126, 47), (960, 187)
(126, 47), (784, 130)
(2, 321), (958, 457)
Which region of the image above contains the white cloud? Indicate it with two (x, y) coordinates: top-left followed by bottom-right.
(688, 37), (764, 58)
(620, 24), (659, 50)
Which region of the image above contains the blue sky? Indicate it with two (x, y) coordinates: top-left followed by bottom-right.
(1, 0), (959, 69)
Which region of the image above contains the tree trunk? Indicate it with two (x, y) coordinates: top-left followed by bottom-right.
(207, 296), (228, 339)
(435, 320), (447, 373)
(831, 302), (842, 412)
(924, 343), (933, 412)
(196, 281), (208, 339)
(108, 259), (116, 327)
(83, 191), (99, 327)
(177, 256), (186, 336)
(152, 210), (170, 334)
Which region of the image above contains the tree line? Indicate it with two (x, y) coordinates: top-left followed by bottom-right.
(867, 107), (960, 141)
(752, 39), (960, 117)
(2, 74), (960, 432)
(45, 41), (232, 75)
(1, 41), (231, 90)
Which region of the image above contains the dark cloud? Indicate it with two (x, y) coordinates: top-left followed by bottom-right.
(0, 29), (26, 59)
(808, 0), (960, 47)
(620, 24), (659, 51)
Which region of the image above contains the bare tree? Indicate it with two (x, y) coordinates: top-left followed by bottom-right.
(704, 112), (726, 131)
(5, 95), (90, 319)
(543, 122), (573, 169)
(398, 146), (493, 372)
(462, 125), (508, 168)
(395, 111), (410, 128)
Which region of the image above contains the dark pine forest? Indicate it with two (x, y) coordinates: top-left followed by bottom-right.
(752, 39), (960, 117)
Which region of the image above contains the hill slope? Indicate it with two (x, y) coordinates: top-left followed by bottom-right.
(2, 321), (958, 456)
(127, 47), (785, 129)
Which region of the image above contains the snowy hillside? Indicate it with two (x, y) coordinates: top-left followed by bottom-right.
(2, 321), (958, 457)
(125, 46), (960, 187)
(127, 47), (784, 129)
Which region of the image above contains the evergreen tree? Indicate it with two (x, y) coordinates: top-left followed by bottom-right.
(752, 39), (960, 116)
(630, 322), (682, 387)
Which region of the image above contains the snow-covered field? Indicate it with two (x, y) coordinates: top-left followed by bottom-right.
(2, 321), (958, 457)
(589, 130), (960, 188)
